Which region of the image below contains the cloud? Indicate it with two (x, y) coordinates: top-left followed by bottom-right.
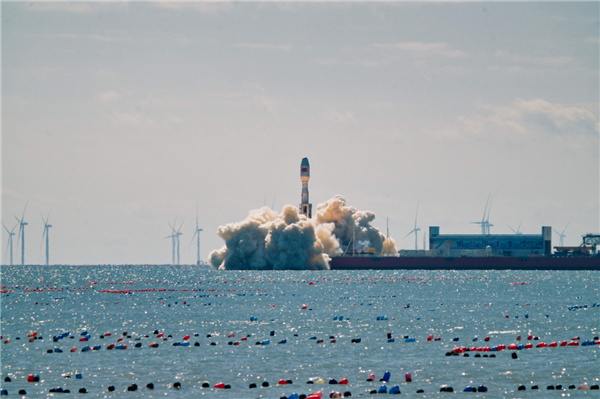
(324, 110), (357, 123)
(152, 2), (234, 14)
(232, 43), (293, 51)
(440, 98), (598, 140)
(493, 50), (573, 66)
(97, 91), (122, 102)
(372, 42), (467, 58)
(27, 2), (127, 13)
(2, 187), (23, 200)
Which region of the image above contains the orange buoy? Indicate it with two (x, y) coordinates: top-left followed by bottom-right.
(70, 347), (77, 352)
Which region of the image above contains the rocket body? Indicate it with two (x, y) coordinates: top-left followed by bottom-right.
(299, 158), (312, 218)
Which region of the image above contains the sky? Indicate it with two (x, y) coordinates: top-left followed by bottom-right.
(2, 1), (598, 265)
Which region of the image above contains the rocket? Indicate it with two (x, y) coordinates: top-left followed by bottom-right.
(299, 158), (312, 218)
(300, 157), (310, 204)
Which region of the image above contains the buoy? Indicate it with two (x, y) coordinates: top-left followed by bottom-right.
(108, 386), (115, 392)
(127, 384), (138, 391)
(366, 374), (375, 382)
(339, 378), (348, 385)
(75, 373), (82, 379)
(389, 385), (401, 394)
(405, 373), (412, 382)
(477, 385), (488, 392)
(279, 379), (288, 385)
(149, 342), (159, 348)
(262, 381), (270, 387)
(147, 383), (154, 389)
(173, 382), (181, 389)
(536, 342), (547, 348)
(183, 335), (190, 341)
(427, 334), (433, 341)
(70, 347), (77, 352)
(0, 389), (7, 396)
(380, 371), (390, 382)
(560, 340), (567, 346)
(79, 388), (87, 393)
(377, 385), (387, 394)
(329, 379), (338, 385)
(315, 379), (325, 385)
(307, 392), (323, 399)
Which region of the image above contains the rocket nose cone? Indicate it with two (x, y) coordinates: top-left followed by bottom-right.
(301, 157), (309, 167)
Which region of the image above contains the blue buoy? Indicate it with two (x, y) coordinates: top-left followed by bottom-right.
(278, 339), (287, 344)
(389, 385), (401, 394)
(381, 371), (391, 382)
(405, 338), (415, 343)
(477, 385), (488, 392)
(75, 373), (82, 379)
(378, 385), (387, 394)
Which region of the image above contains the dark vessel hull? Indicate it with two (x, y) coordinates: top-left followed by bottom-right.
(330, 256), (600, 271)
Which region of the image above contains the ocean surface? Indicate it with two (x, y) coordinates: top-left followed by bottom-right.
(1, 266), (599, 398)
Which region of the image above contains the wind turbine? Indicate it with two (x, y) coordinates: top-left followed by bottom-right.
(40, 212), (52, 266)
(165, 217), (178, 265)
(508, 217), (524, 235)
(471, 194), (493, 235)
(175, 220), (184, 265)
(190, 206), (203, 266)
(554, 221), (570, 247)
(14, 204), (28, 266)
(2, 222), (17, 266)
(404, 201), (421, 250)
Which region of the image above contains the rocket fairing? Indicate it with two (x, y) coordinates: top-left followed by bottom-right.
(299, 157), (312, 218)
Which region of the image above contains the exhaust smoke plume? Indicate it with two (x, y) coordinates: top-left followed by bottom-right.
(209, 195), (397, 270)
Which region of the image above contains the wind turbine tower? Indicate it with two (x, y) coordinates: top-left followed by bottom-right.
(404, 201), (421, 250)
(15, 204), (28, 266)
(2, 222), (17, 266)
(191, 206), (203, 265)
(554, 221), (570, 247)
(41, 212), (52, 266)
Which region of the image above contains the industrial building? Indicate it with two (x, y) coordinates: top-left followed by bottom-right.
(428, 226), (552, 257)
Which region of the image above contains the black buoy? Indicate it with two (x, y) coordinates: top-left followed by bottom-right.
(173, 382), (181, 389)
(194, 342), (200, 346)
(202, 383), (209, 388)
(307, 381), (314, 384)
(416, 389), (424, 393)
(270, 330), (275, 336)
(280, 396), (287, 399)
(227, 341), (233, 345)
(108, 386), (115, 392)
(127, 384), (138, 391)
(79, 388), (87, 393)
(474, 354), (481, 358)
(556, 384), (563, 390)
(299, 395), (307, 399)
(531, 385), (538, 390)
(147, 383), (154, 389)
(463, 353), (469, 357)
(518, 385), (526, 391)
(0, 389), (7, 396)
(46, 349), (53, 353)
(249, 383), (257, 389)
(18, 390), (26, 395)
(262, 381), (269, 387)
(153, 330), (159, 334)
(547, 385), (555, 390)
(343, 391), (351, 397)
(370, 390), (377, 394)
(100, 335), (104, 339)
(210, 342), (216, 346)
(206, 334), (211, 338)
(490, 354), (496, 357)
(591, 385), (599, 390)
(511, 352), (518, 359)
(286, 380), (293, 384)
(123, 332), (127, 336)
(568, 385), (576, 389)
(4, 377), (10, 382)
(134, 343), (142, 348)
(445, 352), (452, 356)
(224, 384), (231, 389)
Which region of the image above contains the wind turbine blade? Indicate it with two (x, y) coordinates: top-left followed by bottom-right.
(189, 230), (197, 248)
(486, 196), (492, 223)
(508, 225), (516, 234)
(164, 235), (174, 239)
(414, 200), (419, 229)
(561, 221), (571, 235)
(403, 229), (416, 239)
(168, 222), (176, 232)
(482, 194), (490, 222)
(177, 220), (184, 233)
(517, 217), (524, 233)
(553, 228), (561, 236)
(2, 222), (10, 234)
(40, 227), (46, 256)
(21, 203), (28, 221)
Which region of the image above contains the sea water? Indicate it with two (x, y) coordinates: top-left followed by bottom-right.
(1, 267), (598, 398)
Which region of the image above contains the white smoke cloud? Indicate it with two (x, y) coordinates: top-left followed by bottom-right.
(209, 195), (398, 270)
